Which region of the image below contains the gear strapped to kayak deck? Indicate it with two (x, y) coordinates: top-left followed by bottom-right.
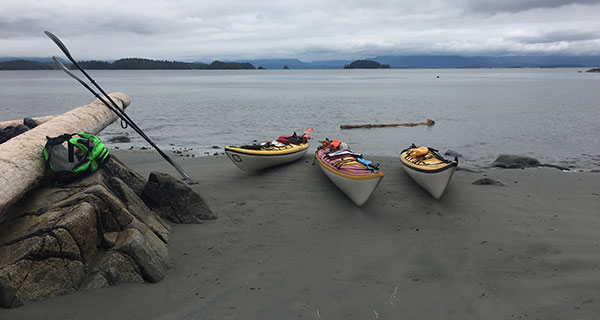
(225, 130), (312, 171)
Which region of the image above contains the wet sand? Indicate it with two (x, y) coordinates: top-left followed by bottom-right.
(2, 151), (599, 320)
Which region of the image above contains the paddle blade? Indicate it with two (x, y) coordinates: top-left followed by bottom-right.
(303, 127), (314, 135)
(52, 57), (84, 85)
(45, 31), (73, 59)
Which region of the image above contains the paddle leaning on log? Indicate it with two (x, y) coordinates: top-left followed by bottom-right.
(44, 31), (196, 185)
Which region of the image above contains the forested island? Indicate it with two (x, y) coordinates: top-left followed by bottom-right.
(0, 58), (256, 70)
(344, 59), (390, 69)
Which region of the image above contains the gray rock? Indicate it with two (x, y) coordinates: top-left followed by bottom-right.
(492, 155), (541, 169)
(23, 118), (38, 129)
(472, 178), (505, 186)
(142, 171), (216, 224)
(0, 125), (29, 144)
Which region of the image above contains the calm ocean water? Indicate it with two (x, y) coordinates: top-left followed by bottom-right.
(1, 69), (599, 171)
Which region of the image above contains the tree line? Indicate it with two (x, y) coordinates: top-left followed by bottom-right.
(0, 58), (256, 70)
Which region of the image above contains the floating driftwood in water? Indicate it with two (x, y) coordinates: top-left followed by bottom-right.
(340, 119), (435, 129)
(0, 92), (131, 217)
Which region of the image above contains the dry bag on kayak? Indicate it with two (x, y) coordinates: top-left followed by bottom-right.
(43, 132), (110, 181)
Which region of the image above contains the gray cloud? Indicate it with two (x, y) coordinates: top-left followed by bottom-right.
(507, 30), (600, 44)
(464, 0), (600, 13)
(1, 0), (599, 60)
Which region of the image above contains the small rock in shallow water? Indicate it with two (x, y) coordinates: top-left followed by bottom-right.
(492, 155), (541, 168)
(472, 178), (505, 186)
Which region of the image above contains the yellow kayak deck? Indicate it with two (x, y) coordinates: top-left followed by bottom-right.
(400, 148), (458, 173)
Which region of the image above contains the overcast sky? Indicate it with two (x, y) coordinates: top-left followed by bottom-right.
(1, 0), (599, 61)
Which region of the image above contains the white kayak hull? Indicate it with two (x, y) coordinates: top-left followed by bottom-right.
(225, 147), (308, 171)
(317, 160), (384, 206)
(401, 164), (456, 199)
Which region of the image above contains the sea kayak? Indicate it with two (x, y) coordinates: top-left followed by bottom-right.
(316, 139), (384, 206)
(225, 129), (312, 171)
(400, 145), (458, 199)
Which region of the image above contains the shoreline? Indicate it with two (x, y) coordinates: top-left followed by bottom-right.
(110, 145), (600, 173)
(2, 151), (599, 319)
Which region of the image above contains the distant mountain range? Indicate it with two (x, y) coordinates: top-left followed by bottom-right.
(2, 55), (600, 70)
(237, 55), (600, 69)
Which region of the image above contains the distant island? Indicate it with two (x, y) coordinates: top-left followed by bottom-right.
(344, 59), (390, 69)
(587, 68), (600, 73)
(0, 58), (256, 70)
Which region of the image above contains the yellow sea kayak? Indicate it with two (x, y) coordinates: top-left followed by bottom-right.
(400, 145), (458, 199)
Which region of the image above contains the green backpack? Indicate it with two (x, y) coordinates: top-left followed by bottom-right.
(43, 132), (110, 181)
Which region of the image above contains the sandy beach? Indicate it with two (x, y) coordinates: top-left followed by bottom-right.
(1, 150), (599, 320)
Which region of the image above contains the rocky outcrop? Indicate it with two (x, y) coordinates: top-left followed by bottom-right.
(0, 156), (209, 308)
(0, 115), (54, 130)
(0, 118), (38, 144)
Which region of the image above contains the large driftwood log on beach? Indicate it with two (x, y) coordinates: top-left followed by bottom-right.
(0, 92), (131, 217)
(340, 118), (435, 129)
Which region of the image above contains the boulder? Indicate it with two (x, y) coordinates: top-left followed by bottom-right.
(142, 171), (216, 224)
(492, 155), (541, 169)
(23, 118), (38, 129)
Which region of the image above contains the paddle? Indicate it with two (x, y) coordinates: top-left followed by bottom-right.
(45, 31), (197, 185)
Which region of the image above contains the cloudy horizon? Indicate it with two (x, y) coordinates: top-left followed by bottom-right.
(1, 0), (599, 62)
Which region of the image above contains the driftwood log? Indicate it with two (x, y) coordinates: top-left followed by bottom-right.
(340, 119), (435, 129)
(0, 92), (131, 217)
